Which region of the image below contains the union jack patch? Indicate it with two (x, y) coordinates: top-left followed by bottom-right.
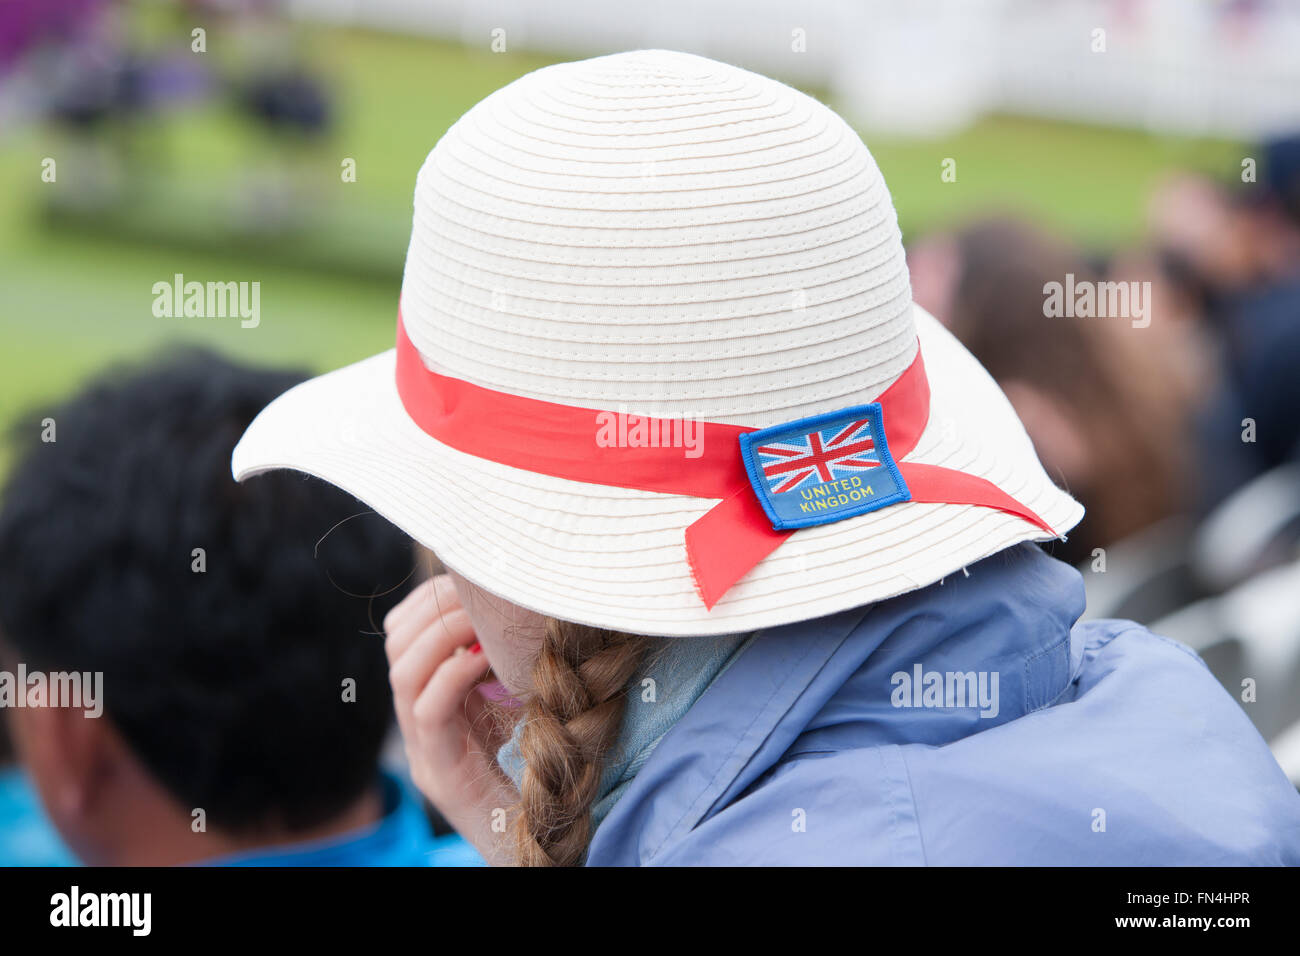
(738, 403), (910, 531)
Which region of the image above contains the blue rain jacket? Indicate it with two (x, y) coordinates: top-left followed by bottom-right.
(586, 544), (1300, 865)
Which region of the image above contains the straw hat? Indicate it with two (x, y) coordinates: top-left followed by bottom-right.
(233, 50), (1082, 637)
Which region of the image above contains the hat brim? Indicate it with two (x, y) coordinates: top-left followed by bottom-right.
(232, 303), (1082, 636)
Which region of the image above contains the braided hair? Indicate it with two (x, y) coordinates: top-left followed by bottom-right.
(509, 618), (653, 866)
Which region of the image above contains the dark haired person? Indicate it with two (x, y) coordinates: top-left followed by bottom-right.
(0, 351), (480, 866)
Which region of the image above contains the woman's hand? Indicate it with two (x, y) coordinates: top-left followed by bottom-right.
(384, 574), (518, 865)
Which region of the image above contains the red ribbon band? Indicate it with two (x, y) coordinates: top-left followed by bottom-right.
(394, 310), (1055, 609)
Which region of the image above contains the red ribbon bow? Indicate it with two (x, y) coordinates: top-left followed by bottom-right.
(394, 310), (1054, 609)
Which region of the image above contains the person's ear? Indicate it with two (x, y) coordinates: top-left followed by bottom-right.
(9, 696), (116, 853)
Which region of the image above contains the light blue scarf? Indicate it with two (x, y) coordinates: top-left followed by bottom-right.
(496, 630), (754, 834)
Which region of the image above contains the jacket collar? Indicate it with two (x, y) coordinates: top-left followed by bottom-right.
(585, 543), (1087, 863)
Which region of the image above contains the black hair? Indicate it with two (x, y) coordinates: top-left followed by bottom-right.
(0, 350), (414, 834)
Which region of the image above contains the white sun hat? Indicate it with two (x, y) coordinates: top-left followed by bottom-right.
(233, 49), (1082, 637)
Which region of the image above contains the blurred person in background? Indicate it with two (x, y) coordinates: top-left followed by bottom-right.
(1148, 138), (1300, 512)
(909, 217), (1192, 565)
(0, 352), (480, 866)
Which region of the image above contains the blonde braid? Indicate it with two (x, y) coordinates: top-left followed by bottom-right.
(510, 618), (652, 866)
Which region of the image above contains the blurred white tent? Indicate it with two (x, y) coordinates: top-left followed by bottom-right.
(289, 0), (1300, 138)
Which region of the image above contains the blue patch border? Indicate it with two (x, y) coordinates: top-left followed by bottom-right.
(738, 403), (912, 531)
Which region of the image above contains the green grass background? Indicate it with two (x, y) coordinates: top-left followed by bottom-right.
(0, 24), (1244, 456)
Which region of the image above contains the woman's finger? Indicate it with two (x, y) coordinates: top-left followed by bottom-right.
(383, 575), (436, 635)
(389, 614), (475, 749)
(411, 642), (493, 740)
(389, 606), (474, 704)
(385, 574), (462, 662)
(385, 574), (461, 650)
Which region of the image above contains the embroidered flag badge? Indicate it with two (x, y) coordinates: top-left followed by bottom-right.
(738, 404), (911, 531)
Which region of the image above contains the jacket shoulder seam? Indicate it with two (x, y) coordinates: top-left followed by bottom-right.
(1083, 619), (1208, 670)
